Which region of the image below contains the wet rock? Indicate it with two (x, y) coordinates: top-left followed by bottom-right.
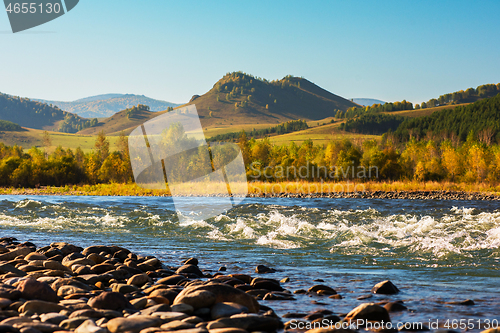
(17, 279), (58, 303)
(19, 301), (63, 315)
(211, 302), (248, 320)
(308, 285), (336, 295)
(344, 303), (391, 325)
(184, 258), (198, 266)
(262, 292), (295, 301)
(107, 315), (162, 333)
(206, 314), (282, 331)
(255, 265), (275, 274)
(250, 278), (283, 291)
(371, 280), (400, 295)
(176, 265), (203, 277)
(384, 301), (408, 312)
(172, 290), (216, 310)
(227, 275), (252, 284)
(74, 319), (107, 333)
(174, 284), (259, 313)
(282, 312), (307, 318)
(444, 299), (475, 306)
(357, 294), (373, 300)
(88, 292), (133, 311)
(293, 289), (307, 294)
(280, 277), (290, 283)
(127, 274), (150, 286)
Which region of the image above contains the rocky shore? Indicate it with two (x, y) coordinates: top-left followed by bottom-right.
(249, 190), (500, 201)
(0, 237), (497, 333)
(2, 188), (499, 201)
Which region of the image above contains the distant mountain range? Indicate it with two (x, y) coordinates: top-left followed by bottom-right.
(34, 94), (180, 118)
(352, 98), (387, 106)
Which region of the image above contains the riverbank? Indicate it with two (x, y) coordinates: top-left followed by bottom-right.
(1, 236), (497, 333)
(0, 181), (499, 200)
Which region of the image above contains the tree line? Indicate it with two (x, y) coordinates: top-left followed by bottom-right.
(207, 120), (308, 142)
(1, 128), (500, 187)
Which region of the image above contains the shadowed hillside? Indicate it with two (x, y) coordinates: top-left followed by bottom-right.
(0, 92), (96, 133)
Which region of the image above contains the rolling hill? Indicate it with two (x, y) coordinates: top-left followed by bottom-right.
(179, 72), (358, 127)
(35, 94), (180, 118)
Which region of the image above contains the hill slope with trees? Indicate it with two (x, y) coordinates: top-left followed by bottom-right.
(0, 93), (97, 133)
(180, 72), (359, 127)
(394, 93), (500, 142)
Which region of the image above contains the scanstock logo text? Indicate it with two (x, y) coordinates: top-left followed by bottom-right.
(128, 105), (248, 221)
(4, 0), (79, 33)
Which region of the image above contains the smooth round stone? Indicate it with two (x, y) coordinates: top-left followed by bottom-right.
(74, 319), (107, 333)
(211, 302), (248, 320)
(106, 315), (162, 333)
(171, 303), (194, 315)
(173, 290), (216, 310)
(39, 312), (68, 325)
(160, 320), (195, 330)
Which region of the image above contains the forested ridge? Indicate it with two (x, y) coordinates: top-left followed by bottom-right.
(0, 92), (98, 133)
(395, 93), (500, 141)
(207, 120), (309, 142)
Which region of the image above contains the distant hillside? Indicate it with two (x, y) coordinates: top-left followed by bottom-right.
(396, 94), (500, 141)
(180, 72), (358, 128)
(419, 82), (500, 108)
(352, 98), (386, 106)
(0, 92), (96, 133)
(78, 104), (169, 135)
(35, 94), (180, 118)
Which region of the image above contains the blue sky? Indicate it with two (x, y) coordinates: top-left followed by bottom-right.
(1, 0), (500, 105)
